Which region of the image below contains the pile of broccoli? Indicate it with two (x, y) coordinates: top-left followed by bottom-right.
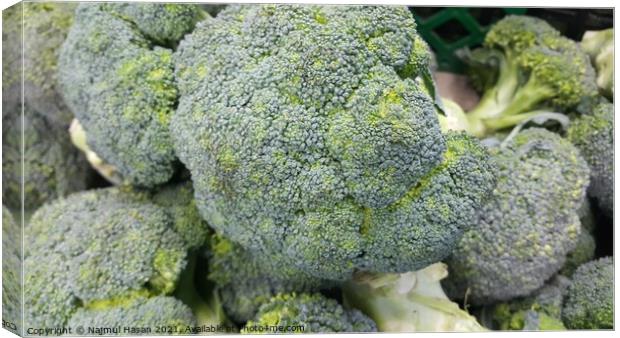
(1, 2), (614, 335)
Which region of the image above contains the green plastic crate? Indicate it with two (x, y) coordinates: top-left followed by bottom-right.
(412, 8), (527, 72)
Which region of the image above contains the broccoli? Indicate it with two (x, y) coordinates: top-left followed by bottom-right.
(171, 5), (495, 281)
(456, 16), (598, 137)
(581, 29), (613, 99)
(444, 128), (590, 305)
(567, 101), (613, 216)
(2, 206), (21, 334)
(481, 275), (571, 330)
(562, 257), (613, 329)
(343, 263), (486, 332)
(23, 187), (223, 331)
(2, 107), (91, 210)
(2, 2), (91, 210)
(58, 3), (205, 187)
(243, 293), (377, 333)
(559, 225), (596, 277)
(207, 233), (333, 323)
(2, 2), (76, 126)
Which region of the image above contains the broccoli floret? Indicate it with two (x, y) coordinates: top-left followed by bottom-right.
(343, 263), (486, 332)
(207, 233), (333, 323)
(171, 5), (495, 281)
(559, 225), (596, 277)
(567, 101), (613, 216)
(2, 107), (90, 210)
(2, 2), (76, 126)
(581, 29), (613, 99)
(58, 3), (204, 187)
(445, 128), (590, 305)
(23, 187), (222, 330)
(243, 293), (377, 333)
(2, 206), (22, 334)
(562, 257), (613, 329)
(455, 16), (598, 137)
(483, 275), (571, 330)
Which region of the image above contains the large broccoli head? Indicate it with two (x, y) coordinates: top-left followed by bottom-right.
(172, 5), (495, 281)
(207, 233), (333, 323)
(562, 257), (613, 329)
(567, 101), (613, 216)
(23, 187), (217, 330)
(2, 206), (21, 334)
(445, 128), (590, 305)
(58, 3), (204, 187)
(243, 293), (377, 333)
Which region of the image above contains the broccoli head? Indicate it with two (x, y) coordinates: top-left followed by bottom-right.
(2, 2), (76, 126)
(343, 263), (486, 332)
(567, 101), (613, 216)
(581, 29), (613, 99)
(243, 293), (377, 333)
(2, 106), (90, 210)
(562, 257), (613, 329)
(482, 275), (571, 330)
(559, 225), (596, 277)
(2, 206), (22, 334)
(445, 128), (590, 305)
(172, 5), (495, 281)
(58, 3), (204, 187)
(24, 187), (221, 331)
(457, 16), (598, 137)
(207, 233), (333, 323)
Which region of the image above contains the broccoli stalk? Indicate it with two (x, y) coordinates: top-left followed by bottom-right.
(174, 252), (227, 328)
(343, 263), (486, 332)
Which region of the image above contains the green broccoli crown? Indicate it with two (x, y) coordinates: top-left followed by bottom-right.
(562, 257), (613, 329)
(171, 5), (495, 280)
(445, 128), (590, 305)
(24, 188), (191, 328)
(485, 275), (571, 330)
(2, 106), (90, 210)
(460, 16), (598, 138)
(2, 206), (22, 333)
(567, 101), (614, 215)
(2, 2), (76, 126)
(68, 296), (196, 335)
(58, 3), (204, 187)
(207, 233), (333, 323)
(243, 293), (377, 333)
(581, 29), (613, 98)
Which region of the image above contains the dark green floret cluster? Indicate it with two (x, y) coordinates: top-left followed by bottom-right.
(1, 3), (614, 334)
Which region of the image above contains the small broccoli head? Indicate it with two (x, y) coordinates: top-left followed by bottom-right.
(23, 188), (193, 328)
(461, 16), (598, 137)
(58, 3), (204, 187)
(567, 101), (613, 216)
(559, 225), (596, 277)
(581, 29), (613, 98)
(243, 293), (377, 333)
(2, 106), (90, 210)
(68, 296), (196, 335)
(207, 234), (333, 323)
(2, 2), (76, 126)
(445, 128), (590, 305)
(2, 206), (22, 333)
(172, 5), (495, 280)
(484, 275), (571, 330)
(562, 257), (613, 329)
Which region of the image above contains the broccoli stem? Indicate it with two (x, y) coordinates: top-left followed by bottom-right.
(175, 252), (226, 327)
(342, 263), (486, 332)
